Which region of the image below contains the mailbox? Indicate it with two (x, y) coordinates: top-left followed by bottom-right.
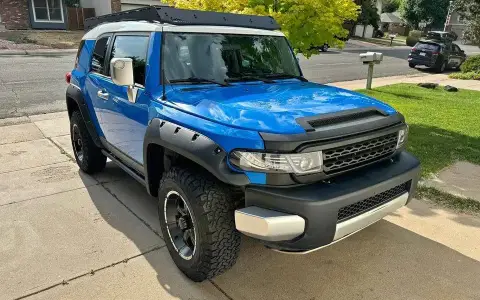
(359, 52), (383, 64)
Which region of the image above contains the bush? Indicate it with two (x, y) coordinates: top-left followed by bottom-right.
(449, 72), (480, 80)
(409, 30), (422, 38)
(406, 36), (419, 46)
(460, 55), (480, 73)
(406, 30), (422, 46)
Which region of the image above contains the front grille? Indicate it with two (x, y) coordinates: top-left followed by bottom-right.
(322, 132), (398, 174)
(337, 182), (410, 223)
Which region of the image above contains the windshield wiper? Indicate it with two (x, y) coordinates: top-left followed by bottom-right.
(226, 75), (275, 84)
(265, 73), (308, 82)
(169, 77), (230, 87)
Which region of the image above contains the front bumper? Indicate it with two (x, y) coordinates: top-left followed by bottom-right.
(235, 151), (420, 252)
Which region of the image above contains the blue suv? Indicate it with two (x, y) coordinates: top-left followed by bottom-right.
(66, 7), (420, 281)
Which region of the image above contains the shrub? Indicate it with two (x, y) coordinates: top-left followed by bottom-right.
(406, 36), (419, 46)
(406, 30), (422, 46)
(460, 55), (480, 73)
(409, 30), (422, 38)
(449, 71), (480, 80)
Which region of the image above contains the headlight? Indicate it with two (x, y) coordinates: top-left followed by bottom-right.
(230, 151), (323, 174)
(397, 126), (409, 149)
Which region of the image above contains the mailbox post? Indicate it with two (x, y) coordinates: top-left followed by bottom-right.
(359, 52), (384, 90)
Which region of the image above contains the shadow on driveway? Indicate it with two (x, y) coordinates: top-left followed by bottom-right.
(82, 166), (480, 300)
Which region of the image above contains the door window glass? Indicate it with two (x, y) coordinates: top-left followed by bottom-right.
(109, 35), (150, 86)
(91, 36), (111, 74)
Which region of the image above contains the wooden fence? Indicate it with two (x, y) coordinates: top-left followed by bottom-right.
(67, 8), (95, 30)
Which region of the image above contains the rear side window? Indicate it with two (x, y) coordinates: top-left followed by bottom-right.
(91, 36), (111, 74)
(108, 35), (150, 86)
(74, 40), (85, 69)
(416, 43), (440, 52)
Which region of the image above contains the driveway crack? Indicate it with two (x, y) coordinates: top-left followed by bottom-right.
(14, 245), (165, 300)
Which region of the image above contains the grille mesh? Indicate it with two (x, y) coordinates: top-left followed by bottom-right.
(337, 182), (409, 223)
(323, 133), (398, 174)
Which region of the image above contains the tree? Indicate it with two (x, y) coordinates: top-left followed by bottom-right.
(454, 0), (480, 46)
(383, 0), (401, 13)
(358, 0), (380, 28)
(401, 0), (450, 29)
(164, 0), (359, 58)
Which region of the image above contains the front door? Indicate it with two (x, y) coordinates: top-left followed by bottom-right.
(99, 33), (151, 165)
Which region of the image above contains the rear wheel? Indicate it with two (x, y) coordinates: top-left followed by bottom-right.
(435, 60), (447, 73)
(70, 111), (106, 174)
(158, 167), (241, 282)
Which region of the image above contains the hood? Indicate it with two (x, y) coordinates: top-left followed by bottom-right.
(162, 81), (396, 134)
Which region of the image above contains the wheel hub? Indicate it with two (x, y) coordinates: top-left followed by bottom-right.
(177, 216), (189, 230)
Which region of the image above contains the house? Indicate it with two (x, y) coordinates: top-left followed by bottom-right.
(0, 0), (162, 30)
(445, 10), (467, 40)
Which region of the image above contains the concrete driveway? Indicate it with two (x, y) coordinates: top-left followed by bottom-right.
(1, 112), (480, 300)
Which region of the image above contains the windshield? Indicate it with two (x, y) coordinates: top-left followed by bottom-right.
(163, 33), (301, 84)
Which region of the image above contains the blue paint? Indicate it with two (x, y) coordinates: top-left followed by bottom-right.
(161, 81), (396, 134)
(71, 31), (399, 186)
(244, 172), (267, 185)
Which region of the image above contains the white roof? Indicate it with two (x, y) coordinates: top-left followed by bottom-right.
(82, 21), (285, 40)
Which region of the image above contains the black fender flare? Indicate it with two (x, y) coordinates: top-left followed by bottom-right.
(66, 84), (102, 148)
(143, 118), (249, 195)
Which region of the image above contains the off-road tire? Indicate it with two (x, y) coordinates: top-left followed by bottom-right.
(70, 111), (106, 174)
(158, 167), (241, 282)
(409, 62), (416, 68)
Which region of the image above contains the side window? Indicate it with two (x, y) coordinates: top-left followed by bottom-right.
(91, 36), (111, 74)
(445, 43), (452, 52)
(109, 35), (149, 86)
(454, 45), (461, 53)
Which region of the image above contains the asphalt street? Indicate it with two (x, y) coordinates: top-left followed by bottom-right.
(0, 46), (457, 119)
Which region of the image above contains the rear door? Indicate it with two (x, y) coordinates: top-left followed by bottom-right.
(449, 44), (465, 68)
(84, 34), (113, 138)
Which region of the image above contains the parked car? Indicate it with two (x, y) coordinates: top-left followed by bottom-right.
(68, 6), (420, 282)
(408, 40), (466, 72)
(426, 30), (458, 42)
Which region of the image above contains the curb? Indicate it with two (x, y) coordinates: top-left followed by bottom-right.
(0, 48), (77, 56)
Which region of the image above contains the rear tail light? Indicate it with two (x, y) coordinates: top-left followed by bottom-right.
(432, 52), (440, 55)
(65, 72), (71, 84)
(412, 48), (416, 51)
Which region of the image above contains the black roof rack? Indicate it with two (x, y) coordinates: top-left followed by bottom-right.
(84, 6), (280, 32)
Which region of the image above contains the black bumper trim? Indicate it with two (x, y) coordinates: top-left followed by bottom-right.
(244, 151), (420, 251)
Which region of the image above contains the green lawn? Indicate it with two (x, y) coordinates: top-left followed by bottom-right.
(359, 84), (480, 177)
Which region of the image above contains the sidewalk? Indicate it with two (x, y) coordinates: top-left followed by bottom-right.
(0, 81), (480, 299)
(328, 73), (480, 91)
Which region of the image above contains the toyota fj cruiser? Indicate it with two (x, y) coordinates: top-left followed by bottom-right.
(66, 7), (420, 281)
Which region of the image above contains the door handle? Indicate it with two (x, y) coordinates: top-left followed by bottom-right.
(97, 89), (109, 100)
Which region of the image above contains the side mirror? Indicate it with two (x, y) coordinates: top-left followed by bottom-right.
(110, 58), (137, 103)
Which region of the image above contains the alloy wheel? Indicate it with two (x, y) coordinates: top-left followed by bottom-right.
(164, 191), (197, 260)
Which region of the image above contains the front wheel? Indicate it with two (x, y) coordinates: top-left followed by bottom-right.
(158, 167), (241, 282)
(409, 62), (416, 68)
